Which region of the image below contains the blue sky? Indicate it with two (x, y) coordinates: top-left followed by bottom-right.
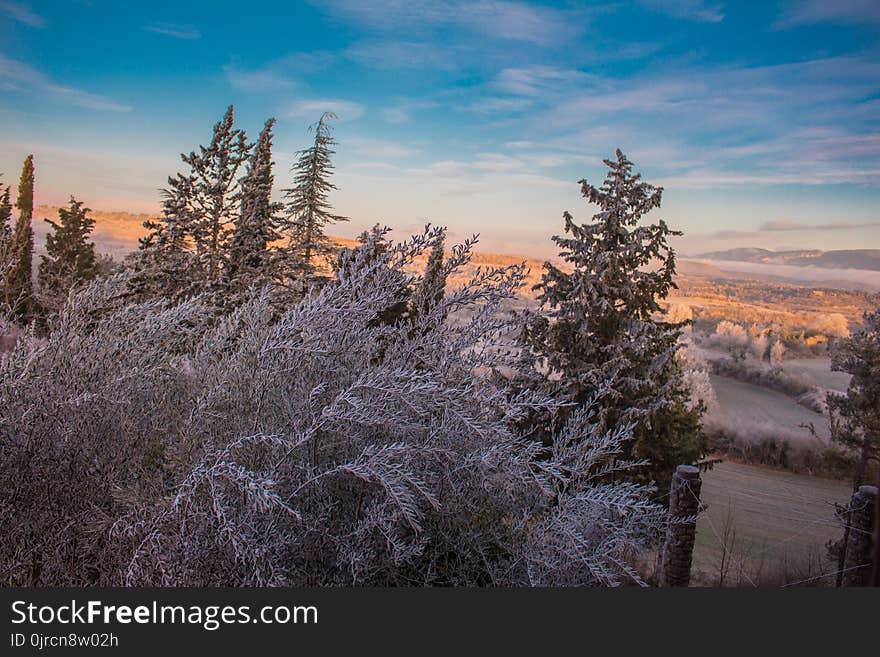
(1, 0), (879, 257)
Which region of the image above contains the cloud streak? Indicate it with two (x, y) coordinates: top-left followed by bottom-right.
(0, 1), (44, 28)
(776, 0), (880, 27)
(312, 0), (587, 46)
(0, 54), (131, 112)
(143, 24), (202, 40)
(285, 99), (365, 121)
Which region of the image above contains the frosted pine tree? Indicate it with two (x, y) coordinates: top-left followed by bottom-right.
(132, 107), (251, 300)
(520, 149), (705, 493)
(280, 112), (347, 295)
(828, 306), (880, 584)
(37, 197), (98, 309)
(5, 155), (36, 321)
(227, 118), (282, 294)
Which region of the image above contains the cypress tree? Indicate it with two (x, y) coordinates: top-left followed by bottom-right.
(0, 181), (11, 255)
(281, 112), (347, 295)
(227, 117), (282, 291)
(0, 180), (12, 284)
(5, 155), (35, 320)
(38, 196), (98, 306)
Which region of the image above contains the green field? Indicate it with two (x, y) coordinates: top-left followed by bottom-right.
(691, 461), (851, 586)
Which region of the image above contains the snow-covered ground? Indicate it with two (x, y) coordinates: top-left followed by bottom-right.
(708, 374), (829, 443)
(781, 358), (850, 393)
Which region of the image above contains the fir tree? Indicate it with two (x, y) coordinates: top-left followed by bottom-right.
(5, 155), (36, 320)
(227, 118), (282, 292)
(280, 112), (347, 295)
(827, 307), (880, 584)
(38, 196), (98, 306)
(520, 149), (705, 493)
(135, 106), (250, 300)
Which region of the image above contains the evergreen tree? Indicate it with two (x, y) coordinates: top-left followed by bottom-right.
(5, 155), (36, 320)
(0, 180), (12, 259)
(280, 112), (347, 295)
(0, 180), (13, 295)
(227, 118), (282, 292)
(147, 105), (251, 293)
(38, 196), (98, 305)
(827, 306), (880, 585)
(520, 149), (705, 493)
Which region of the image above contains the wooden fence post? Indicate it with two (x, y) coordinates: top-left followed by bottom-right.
(843, 485), (877, 587)
(661, 464), (702, 587)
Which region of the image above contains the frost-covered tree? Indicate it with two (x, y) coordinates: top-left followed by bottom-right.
(38, 197), (98, 308)
(828, 306), (880, 585)
(829, 307), (880, 488)
(143, 106), (251, 293)
(5, 155), (36, 321)
(280, 112), (347, 295)
(520, 149), (705, 493)
(227, 118), (282, 294)
(0, 227), (666, 586)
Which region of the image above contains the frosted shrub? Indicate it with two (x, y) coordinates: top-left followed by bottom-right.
(676, 341), (717, 413)
(750, 333), (769, 360)
(770, 340), (785, 365)
(664, 303), (693, 326)
(0, 227), (665, 586)
(809, 313), (849, 339)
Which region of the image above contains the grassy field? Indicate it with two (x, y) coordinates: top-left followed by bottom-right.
(691, 461), (850, 586)
(782, 357), (851, 393)
(708, 373), (830, 441)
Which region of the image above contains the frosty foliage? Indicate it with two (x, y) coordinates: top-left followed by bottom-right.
(0, 227), (665, 586)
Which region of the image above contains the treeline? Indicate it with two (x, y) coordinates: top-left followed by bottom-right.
(1, 111), (727, 586)
(0, 107), (355, 323)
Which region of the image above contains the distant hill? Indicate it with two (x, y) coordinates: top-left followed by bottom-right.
(695, 247), (880, 271)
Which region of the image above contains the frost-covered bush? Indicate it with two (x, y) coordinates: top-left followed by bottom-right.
(664, 303), (693, 326)
(809, 313), (849, 339)
(713, 320), (749, 349)
(676, 341), (717, 413)
(0, 227), (665, 586)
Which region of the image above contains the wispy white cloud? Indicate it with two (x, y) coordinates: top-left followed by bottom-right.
(483, 54), (880, 189)
(0, 1), (44, 28)
(494, 66), (590, 96)
(285, 99), (365, 121)
(760, 218), (880, 231)
(0, 54), (131, 112)
(143, 23), (201, 40)
(382, 108), (410, 124)
(379, 99), (438, 124)
(223, 52), (333, 92)
(345, 40), (464, 70)
(312, 0), (587, 46)
(776, 0), (880, 28)
(346, 136), (420, 159)
(637, 0), (725, 23)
